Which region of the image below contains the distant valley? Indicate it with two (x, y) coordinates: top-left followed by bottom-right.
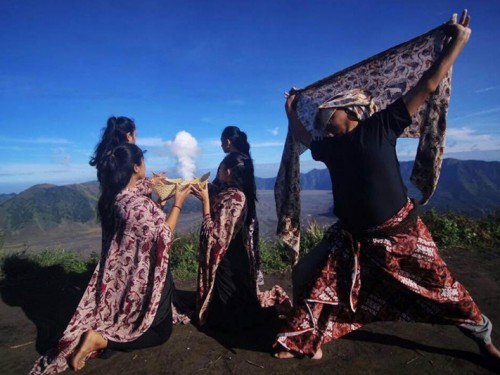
(1, 158), (499, 255)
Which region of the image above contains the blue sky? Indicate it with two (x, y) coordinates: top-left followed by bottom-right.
(1, 0), (500, 193)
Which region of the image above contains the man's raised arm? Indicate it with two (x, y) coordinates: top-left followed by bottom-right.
(403, 9), (471, 116)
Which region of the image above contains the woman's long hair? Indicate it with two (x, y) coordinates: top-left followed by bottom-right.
(97, 143), (144, 235)
(218, 126), (257, 203)
(221, 126), (250, 156)
(90, 116), (136, 182)
(221, 151), (257, 225)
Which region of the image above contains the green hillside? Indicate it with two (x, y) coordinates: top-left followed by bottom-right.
(0, 183), (99, 232)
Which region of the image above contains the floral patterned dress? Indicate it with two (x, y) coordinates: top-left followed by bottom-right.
(30, 183), (174, 374)
(197, 187), (291, 328)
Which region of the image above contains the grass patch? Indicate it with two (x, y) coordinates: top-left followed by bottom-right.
(169, 232), (199, 280)
(2, 210), (499, 281)
(422, 210), (493, 249)
(0, 248), (94, 281)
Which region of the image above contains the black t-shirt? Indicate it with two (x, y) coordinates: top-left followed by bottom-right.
(310, 98), (412, 230)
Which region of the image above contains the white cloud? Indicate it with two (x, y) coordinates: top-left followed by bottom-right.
(0, 162), (95, 185)
(34, 137), (71, 144)
(267, 127), (279, 136)
(445, 127), (500, 153)
(446, 127), (491, 142)
(0, 136), (71, 145)
(137, 137), (166, 147)
(451, 106), (500, 121)
(52, 147), (72, 165)
(252, 141), (284, 148)
(475, 85), (500, 94)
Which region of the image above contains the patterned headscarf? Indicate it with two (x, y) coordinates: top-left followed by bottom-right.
(315, 88), (379, 131)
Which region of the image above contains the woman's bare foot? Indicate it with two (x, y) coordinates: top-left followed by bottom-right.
(274, 348), (322, 360)
(69, 330), (107, 371)
(312, 348), (323, 360)
(274, 351), (297, 359)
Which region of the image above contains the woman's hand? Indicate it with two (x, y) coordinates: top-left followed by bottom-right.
(165, 184), (192, 232)
(191, 183), (210, 216)
(150, 172), (166, 185)
(173, 184), (192, 208)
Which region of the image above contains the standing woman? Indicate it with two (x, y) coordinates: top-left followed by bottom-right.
(30, 144), (192, 374)
(215, 126), (264, 285)
(194, 152), (291, 331)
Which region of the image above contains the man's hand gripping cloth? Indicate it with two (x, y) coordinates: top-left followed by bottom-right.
(274, 27), (452, 263)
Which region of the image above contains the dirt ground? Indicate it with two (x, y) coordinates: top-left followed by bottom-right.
(1, 248), (500, 375)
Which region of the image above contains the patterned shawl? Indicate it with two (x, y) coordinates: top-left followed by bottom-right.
(30, 185), (174, 375)
(275, 26), (452, 263)
(197, 187), (290, 325)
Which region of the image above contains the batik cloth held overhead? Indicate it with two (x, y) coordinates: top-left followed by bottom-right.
(274, 27), (451, 262)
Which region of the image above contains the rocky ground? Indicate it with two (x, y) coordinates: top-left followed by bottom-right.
(1, 246), (500, 374)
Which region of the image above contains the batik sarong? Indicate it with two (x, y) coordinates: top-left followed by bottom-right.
(276, 200), (482, 357)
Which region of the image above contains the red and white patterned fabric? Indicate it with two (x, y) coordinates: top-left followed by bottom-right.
(276, 200), (483, 357)
(30, 182), (174, 374)
(197, 187), (291, 325)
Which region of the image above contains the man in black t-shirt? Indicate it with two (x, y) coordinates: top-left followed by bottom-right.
(274, 10), (500, 364)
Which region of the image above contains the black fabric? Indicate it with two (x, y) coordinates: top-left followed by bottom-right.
(310, 98), (412, 230)
(152, 266), (173, 327)
(205, 231), (271, 332)
(106, 266), (173, 351)
(106, 311), (173, 351)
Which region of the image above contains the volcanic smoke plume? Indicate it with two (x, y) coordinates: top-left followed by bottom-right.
(165, 131), (200, 180)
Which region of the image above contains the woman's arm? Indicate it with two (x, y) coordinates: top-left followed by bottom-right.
(165, 185), (192, 232)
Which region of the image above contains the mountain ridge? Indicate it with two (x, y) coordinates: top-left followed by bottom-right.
(1, 158), (499, 233)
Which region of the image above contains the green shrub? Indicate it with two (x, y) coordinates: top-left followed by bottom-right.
(478, 209), (500, 243)
(169, 232), (199, 280)
(31, 248), (88, 274)
(422, 210), (488, 248)
(300, 221), (325, 256)
(260, 239), (290, 272)
(2, 210), (498, 282)
(0, 248), (89, 281)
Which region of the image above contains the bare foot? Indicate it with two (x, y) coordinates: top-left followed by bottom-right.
(274, 348), (322, 360)
(274, 351), (297, 359)
(69, 330), (107, 371)
(312, 348), (323, 360)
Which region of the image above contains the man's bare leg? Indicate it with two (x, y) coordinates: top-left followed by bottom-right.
(480, 342), (500, 362)
(69, 330), (107, 371)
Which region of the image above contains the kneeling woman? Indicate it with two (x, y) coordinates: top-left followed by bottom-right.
(31, 144), (192, 374)
(195, 152), (291, 331)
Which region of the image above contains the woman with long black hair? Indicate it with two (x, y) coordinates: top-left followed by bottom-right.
(214, 126), (264, 285)
(30, 143), (192, 374)
(194, 151), (291, 332)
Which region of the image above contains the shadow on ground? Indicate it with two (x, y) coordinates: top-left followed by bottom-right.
(0, 255), (93, 354)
